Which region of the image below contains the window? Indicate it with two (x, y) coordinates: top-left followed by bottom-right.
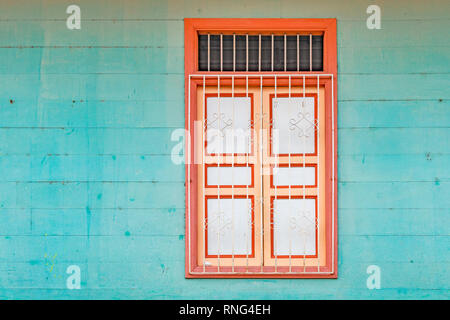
(198, 34), (323, 71)
(185, 19), (337, 278)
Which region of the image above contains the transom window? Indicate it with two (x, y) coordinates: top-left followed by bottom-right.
(198, 33), (323, 72)
(185, 19), (337, 278)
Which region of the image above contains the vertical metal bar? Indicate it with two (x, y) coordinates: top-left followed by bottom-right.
(220, 34), (223, 72)
(231, 75), (235, 271)
(245, 75), (250, 271)
(217, 75), (221, 271)
(288, 75), (292, 272)
(309, 34), (312, 72)
(302, 75), (306, 272)
(274, 74), (277, 272)
(284, 34), (287, 72)
(317, 74), (320, 272)
(207, 34), (210, 72)
(259, 75), (264, 273)
(202, 76), (206, 272)
(258, 34), (261, 72)
(233, 34), (236, 72)
(297, 34), (299, 72)
(271, 34), (274, 72)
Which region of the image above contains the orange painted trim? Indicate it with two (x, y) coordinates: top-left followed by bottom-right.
(204, 195), (255, 259)
(205, 163), (255, 188)
(185, 18), (337, 279)
(186, 79), (198, 278)
(185, 18), (337, 75)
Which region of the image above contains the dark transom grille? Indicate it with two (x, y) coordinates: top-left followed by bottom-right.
(198, 34), (323, 72)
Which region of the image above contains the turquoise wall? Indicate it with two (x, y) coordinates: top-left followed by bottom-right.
(0, 0), (448, 299)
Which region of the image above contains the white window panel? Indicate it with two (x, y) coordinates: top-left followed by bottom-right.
(273, 198), (316, 256)
(273, 166), (315, 187)
(206, 97), (251, 154)
(207, 198), (252, 256)
(207, 166), (252, 186)
(272, 97), (315, 155)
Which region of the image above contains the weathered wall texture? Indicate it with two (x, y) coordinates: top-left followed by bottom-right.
(0, 0), (448, 299)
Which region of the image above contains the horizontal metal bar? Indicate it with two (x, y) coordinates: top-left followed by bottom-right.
(189, 271), (335, 275)
(190, 73), (334, 78)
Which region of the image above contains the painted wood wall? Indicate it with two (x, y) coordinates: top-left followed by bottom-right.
(0, 0), (448, 299)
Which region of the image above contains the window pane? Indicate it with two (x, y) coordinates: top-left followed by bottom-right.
(248, 35), (259, 71)
(273, 198), (316, 256)
(260, 35), (271, 71)
(207, 166), (252, 186)
(207, 198), (253, 256)
(299, 35), (310, 71)
(272, 97), (316, 155)
(273, 166), (316, 187)
(198, 34), (208, 71)
(273, 35), (284, 71)
(235, 35), (246, 71)
(210, 35), (221, 71)
(312, 35), (323, 71)
(206, 97), (251, 154)
(222, 35), (233, 71)
(286, 35), (298, 71)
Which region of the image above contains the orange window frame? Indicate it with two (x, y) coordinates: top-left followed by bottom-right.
(185, 18), (337, 278)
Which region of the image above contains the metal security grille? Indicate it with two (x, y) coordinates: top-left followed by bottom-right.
(198, 34), (323, 72)
(187, 74), (335, 275)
